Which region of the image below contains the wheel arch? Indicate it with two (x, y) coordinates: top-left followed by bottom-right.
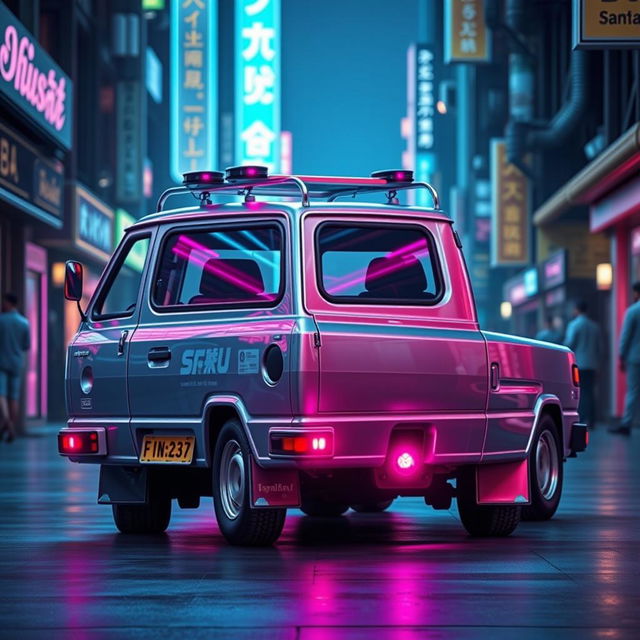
(202, 395), (259, 466)
(527, 395), (564, 456)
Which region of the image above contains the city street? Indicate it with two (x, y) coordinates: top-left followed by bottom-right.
(0, 429), (638, 639)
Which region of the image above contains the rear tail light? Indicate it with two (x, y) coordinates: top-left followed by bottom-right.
(269, 430), (333, 456)
(58, 428), (106, 455)
(572, 364), (580, 386)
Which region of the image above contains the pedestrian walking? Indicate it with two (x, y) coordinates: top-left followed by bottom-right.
(565, 301), (601, 428)
(535, 315), (563, 344)
(0, 293), (31, 443)
(610, 282), (640, 436)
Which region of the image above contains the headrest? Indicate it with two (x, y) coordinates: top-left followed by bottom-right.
(199, 258), (265, 300)
(364, 255), (427, 297)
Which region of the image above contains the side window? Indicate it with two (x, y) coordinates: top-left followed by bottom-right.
(92, 236), (150, 319)
(316, 223), (442, 305)
(152, 224), (283, 310)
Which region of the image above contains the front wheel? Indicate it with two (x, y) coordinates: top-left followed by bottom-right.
(522, 415), (563, 521)
(456, 469), (521, 537)
(213, 419), (286, 546)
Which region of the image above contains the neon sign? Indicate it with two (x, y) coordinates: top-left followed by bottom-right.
(0, 3), (72, 149)
(170, 0), (217, 182)
(235, 0), (280, 171)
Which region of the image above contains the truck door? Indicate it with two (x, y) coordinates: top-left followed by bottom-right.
(303, 215), (488, 462)
(67, 233), (152, 431)
(127, 220), (293, 458)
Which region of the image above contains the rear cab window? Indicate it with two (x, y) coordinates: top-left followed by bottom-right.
(152, 223), (284, 311)
(315, 223), (443, 305)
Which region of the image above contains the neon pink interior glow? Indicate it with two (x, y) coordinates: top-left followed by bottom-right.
(172, 246), (266, 295)
(325, 238), (430, 294)
(246, 167), (257, 176)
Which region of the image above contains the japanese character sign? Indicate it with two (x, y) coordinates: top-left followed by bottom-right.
(236, 0), (280, 171)
(415, 45), (435, 153)
(491, 139), (530, 266)
(445, 0), (491, 63)
(171, 0), (217, 182)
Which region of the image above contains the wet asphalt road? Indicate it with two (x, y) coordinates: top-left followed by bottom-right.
(0, 428), (638, 639)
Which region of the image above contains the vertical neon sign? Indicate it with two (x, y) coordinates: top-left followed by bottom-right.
(235, 0), (280, 172)
(171, 0), (217, 182)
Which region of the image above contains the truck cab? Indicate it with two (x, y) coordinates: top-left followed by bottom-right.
(59, 167), (587, 546)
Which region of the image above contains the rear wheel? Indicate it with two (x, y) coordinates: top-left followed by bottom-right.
(300, 499), (349, 517)
(213, 419), (286, 546)
(112, 494), (171, 534)
(522, 414), (563, 521)
(456, 469), (521, 537)
(351, 499), (393, 513)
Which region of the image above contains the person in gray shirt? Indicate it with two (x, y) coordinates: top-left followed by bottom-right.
(610, 281), (640, 436)
(565, 301), (601, 428)
(0, 293), (31, 443)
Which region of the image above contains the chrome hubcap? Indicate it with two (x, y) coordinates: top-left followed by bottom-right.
(536, 429), (559, 500)
(219, 439), (245, 520)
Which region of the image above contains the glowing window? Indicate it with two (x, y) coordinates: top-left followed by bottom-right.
(153, 224), (283, 310)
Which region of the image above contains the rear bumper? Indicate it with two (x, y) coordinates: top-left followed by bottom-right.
(569, 422), (588, 456)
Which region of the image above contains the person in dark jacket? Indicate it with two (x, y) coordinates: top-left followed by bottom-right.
(0, 293), (31, 443)
(610, 282), (640, 435)
(565, 301), (601, 428)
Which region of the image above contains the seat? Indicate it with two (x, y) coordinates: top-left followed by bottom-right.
(189, 258), (265, 304)
(359, 255), (431, 300)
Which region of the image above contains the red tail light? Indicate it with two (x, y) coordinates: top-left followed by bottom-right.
(572, 364), (580, 386)
(269, 430), (333, 456)
(58, 429), (105, 455)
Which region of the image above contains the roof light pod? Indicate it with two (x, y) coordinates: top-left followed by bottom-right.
(370, 169), (414, 183)
(225, 165), (269, 181)
(182, 171), (225, 188)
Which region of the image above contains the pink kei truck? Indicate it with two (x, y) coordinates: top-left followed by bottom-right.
(59, 167), (587, 546)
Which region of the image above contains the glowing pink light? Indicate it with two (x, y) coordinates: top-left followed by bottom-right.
(246, 167), (257, 176)
(396, 452), (415, 470)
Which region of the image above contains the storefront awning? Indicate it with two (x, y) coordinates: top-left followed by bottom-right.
(533, 122), (640, 227)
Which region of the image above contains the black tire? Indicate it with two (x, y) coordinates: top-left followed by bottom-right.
(300, 499), (349, 517)
(112, 496), (171, 534)
(522, 414), (563, 521)
(456, 468), (521, 537)
(213, 419), (286, 546)
(351, 499), (394, 513)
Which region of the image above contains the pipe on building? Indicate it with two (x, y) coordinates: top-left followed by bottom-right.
(499, 0), (590, 168)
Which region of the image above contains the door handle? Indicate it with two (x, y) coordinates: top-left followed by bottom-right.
(148, 347), (171, 363)
(117, 330), (129, 356)
(490, 362), (500, 390)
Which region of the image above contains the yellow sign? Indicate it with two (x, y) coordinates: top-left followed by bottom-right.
(445, 0), (490, 62)
(574, 0), (640, 48)
(491, 140), (530, 266)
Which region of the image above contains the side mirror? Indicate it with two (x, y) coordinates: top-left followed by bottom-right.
(64, 260), (84, 301)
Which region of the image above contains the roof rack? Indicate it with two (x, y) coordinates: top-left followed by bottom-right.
(156, 168), (440, 212)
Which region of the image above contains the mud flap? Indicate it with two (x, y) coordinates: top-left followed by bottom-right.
(476, 458), (530, 505)
(98, 465), (149, 505)
(250, 459), (300, 508)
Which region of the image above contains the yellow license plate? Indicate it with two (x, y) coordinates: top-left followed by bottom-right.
(140, 436), (195, 463)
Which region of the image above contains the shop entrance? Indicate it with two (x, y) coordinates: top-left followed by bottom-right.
(25, 243), (47, 423)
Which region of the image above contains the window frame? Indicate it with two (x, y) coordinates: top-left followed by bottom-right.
(90, 231), (153, 322)
(314, 221), (445, 307)
(149, 220), (287, 314)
